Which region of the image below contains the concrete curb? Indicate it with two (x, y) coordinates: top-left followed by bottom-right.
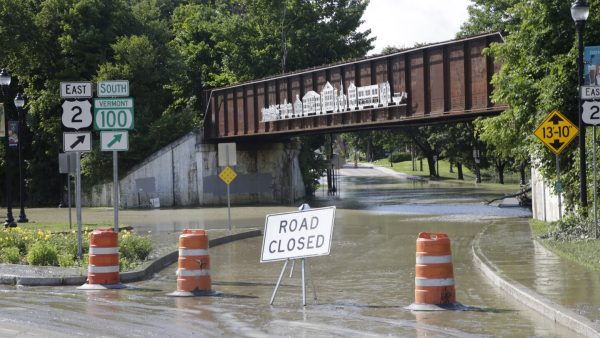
(472, 225), (600, 338)
(4, 229), (262, 287)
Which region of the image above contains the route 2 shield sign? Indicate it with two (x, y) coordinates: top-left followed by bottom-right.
(62, 100), (92, 130)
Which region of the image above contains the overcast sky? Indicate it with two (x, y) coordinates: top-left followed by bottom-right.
(360, 0), (473, 54)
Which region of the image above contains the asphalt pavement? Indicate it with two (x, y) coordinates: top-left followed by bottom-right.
(0, 165), (598, 336)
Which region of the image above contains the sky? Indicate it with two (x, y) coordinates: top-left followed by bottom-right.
(360, 0), (473, 54)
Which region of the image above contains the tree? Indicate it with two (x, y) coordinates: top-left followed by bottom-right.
(461, 0), (592, 208)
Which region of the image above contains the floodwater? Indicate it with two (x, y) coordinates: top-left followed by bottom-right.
(0, 166), (582, 337)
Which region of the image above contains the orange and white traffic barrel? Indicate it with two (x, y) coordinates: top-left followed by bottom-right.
(408, 232), (461, 310)
(168, 229), (220, 297)
(79, 228), (125, 290)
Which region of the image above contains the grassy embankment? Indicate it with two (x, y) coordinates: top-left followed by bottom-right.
(530, 218), (600, 272)
(372, 158), (522, 188)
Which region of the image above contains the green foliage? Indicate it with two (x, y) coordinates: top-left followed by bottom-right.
(298, 135), (328, 196)
(0, 0), (374, 205)
(460, 0), (599, 209)
(0, 227), (151, 269)
(389, 152), (411, 163)
(0, 246), (21, 264)
(531, 218), (600, 272)
(119, 230), (152, 262)
(27, 242), (59, 266)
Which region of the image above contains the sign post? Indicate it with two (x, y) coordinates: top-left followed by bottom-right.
(60, 82), (94, 260)
(261, 205), (336, 305)
(59, 153), (76, 229)
(218, 166), (237, 231)
(533, 110), (579, 220)
(94, 80), (133, 232)
(218, 143), (237, 231)
(582, 101), (600, 238)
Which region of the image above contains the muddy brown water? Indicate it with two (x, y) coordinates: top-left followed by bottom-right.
(0, 166), (581, 336)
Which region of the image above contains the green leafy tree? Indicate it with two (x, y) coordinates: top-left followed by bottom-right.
(461, 0), (597, 208)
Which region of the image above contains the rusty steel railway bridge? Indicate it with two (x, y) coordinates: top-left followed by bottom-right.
(202, 32), (506, 142)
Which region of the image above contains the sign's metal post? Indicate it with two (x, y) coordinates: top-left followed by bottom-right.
(595, 126), (598, 239)
(556, 155), (562, 219)
(289, 260), (295, 277)
(227, 182), (231, 231)
(301, 258), (306, 306)
(75, 151), (82, 261)
(218, 143), (237, 231)
(67, 156), (72, 230)
(113, 151), (119, 232)
(270, 259), (289, 305)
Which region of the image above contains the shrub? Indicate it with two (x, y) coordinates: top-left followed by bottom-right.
(0, 227), (152, 270)
(1, 246), (21, 264)
(27, 242), (59, 266)
(58, 253), (75, 267)
(389, 152), (411, 163)
(119, 231), (152, 269)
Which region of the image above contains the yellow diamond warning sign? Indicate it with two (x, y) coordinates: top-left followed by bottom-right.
(219, 166), (237, 185)
(533, 110), (579, 155)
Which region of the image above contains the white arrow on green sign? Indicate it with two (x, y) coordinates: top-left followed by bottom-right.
(94, 98), (135, 130)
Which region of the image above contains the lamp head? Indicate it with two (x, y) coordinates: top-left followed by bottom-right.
(0, 69), (11, 87)
(14, 93), (24, 108)
(571, 0), (590, 23)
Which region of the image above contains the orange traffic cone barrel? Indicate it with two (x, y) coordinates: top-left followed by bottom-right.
(407, 232), (462, 311)
(78, 228), (126, 290)
(168, 229), (220, 297)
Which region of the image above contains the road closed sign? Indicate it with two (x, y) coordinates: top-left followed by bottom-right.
(261, 206), (336, 262)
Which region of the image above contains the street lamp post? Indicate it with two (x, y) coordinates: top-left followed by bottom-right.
(14, 93), (27, 223)
(0, 69), (15, 227)
(572, 0), (590, 210)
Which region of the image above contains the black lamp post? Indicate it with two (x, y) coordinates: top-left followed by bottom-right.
(572, 0), (590, 210)
(14, 93), (27, 223)
(0, 69), (15, 227)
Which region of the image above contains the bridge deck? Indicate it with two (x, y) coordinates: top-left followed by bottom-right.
(203, 32), (506, 142)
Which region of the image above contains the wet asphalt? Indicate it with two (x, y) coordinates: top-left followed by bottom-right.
(0, 164), (589, 337)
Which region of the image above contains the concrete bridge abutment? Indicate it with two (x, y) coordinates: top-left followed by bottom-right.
(83, 130), (305, 208)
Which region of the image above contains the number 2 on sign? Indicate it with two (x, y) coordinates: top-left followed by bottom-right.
(71, 106), (82, 123)
(583, 101), (600, 126)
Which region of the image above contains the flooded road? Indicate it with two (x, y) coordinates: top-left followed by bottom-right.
(0, 166), (581, 337)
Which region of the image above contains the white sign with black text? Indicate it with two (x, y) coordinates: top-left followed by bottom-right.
(60, 82), (93, 99)
(583, 101), (600, 126)
(62, 100), (92, 130)
(63, 132), (91, 152)
(261, 206), (336, 262)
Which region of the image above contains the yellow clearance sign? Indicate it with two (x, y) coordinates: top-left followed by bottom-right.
(533, 110), (579, 155)
(219, 166), (237, 185)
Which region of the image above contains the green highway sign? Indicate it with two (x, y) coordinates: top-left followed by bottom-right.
(93, 98), (135, 130)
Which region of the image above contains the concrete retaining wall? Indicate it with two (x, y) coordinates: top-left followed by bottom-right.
(84, 130), (305, 207)
(531, 165), (562, 222)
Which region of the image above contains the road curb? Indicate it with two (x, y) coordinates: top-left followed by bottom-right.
(1, 229), (262, 287)
(472, 225), (600, 338)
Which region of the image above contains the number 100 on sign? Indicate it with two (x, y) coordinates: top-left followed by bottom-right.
(94, 98), (135, 130)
